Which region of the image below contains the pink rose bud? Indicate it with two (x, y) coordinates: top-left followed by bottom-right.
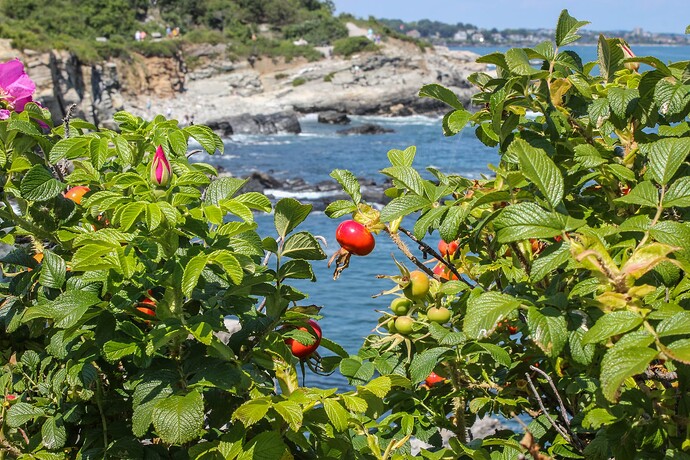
(619, 42), (639, 72)
(150, 145), (171, 187)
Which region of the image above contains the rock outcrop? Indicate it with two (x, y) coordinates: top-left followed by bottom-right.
(318, 110), (350, 125)
(336, 124), (394, 135)
(5, 33), (484, 129)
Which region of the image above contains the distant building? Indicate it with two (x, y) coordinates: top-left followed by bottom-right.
(471, 33), (485, 43)
(491, 33), (505, 42)
(453, 31), (468, 41)
(406, 30), (421, 39)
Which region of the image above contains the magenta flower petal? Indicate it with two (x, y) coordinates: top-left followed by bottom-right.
(0, 59), (28, 89)
(0, 59), (36, 114)
(0, 109), (10, 120)
(150, 145), (172, 187)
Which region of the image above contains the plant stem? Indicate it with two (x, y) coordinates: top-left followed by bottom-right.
(384, 227), (436, 278)
(447, 361), (467, 444)
(95, 377), (109, 456)
(0, 199), (60, 245)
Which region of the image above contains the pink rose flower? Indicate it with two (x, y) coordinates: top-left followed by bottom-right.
(0, 59), (36, 118)
(150, 145), (172, 187)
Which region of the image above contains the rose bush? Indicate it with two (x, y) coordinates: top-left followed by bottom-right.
(1, 9), (689, 459)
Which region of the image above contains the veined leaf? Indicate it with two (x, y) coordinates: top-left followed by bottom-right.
(527, 307), (568, 357)
(20, 165), (65, 202)
(663, 177), (690, 207)
(281, 232), (326, 260)
(387, 146), (416, 166)
(600, 345), (657, 402)
(409, 347), (451, 384)
(419, 84), (464, 110)
(515, 139), (564, 207)
(330, 169), (361, 204)
(274, 198), (312, 238)
(464, 291), (521, 339)
(640, 131), (690, 185)
(233, 398), (271, 427)
(614, 181), (659, 207)
(494, 202), (569, 243)
(555, 9), (590, 47)
(182, 254), (210, 297)
(379, 194), (430, 222)
(381, 165), (425, 196)
(152, 391), (205, 445)
(598, 35), (624, 82)
(323, 399), (350, 432)
(582, 311), (643, 344)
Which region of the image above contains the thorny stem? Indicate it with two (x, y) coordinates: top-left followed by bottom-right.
(397, 226), (475, 289)
(447, 361), (467, 444)
(525, 372), (574, 447)
(384, 227), (436, 279)
(510, 242), (531, 276)
(636, 185), (666, 250)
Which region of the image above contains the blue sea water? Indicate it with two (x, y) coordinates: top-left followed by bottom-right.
(200, 45), (689, 390)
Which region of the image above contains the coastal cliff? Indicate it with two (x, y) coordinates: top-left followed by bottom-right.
(0, 32), (483, 132)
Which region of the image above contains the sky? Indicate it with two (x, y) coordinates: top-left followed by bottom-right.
(331, 0), (689, 34)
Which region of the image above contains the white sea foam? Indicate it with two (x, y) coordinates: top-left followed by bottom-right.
(264, 189), (342, 200)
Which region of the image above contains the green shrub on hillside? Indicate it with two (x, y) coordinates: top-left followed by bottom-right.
(332, 36), (378, 57)
(282, 17), (348, 46)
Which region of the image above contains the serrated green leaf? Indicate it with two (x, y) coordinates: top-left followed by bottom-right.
(515, 140), (564, 207)
(409, 347), (451, 384)
(381, 165), (425, 196)
(531, 243), (570, 282)
(233, 398), (271, 427)
(41, 416), (67, 450)
(152, 391), (205, 445)
(185, 125), (222, 154)
(494, 203), (568, 243)
(208, 250), (243, 284)
(569, 329), (595, 365)
(379, 194), (431, 222)
(20, 165), (65, 201)
(49, 137), (89, 163)
(419, 84), (464, 110)
(601, 345), (657, 402)
(642, 133), (690, 185)
(657, 312), (690, 337)
(205, 177), (246, 205)
(608, 87), (639, 119)
(582, 311), (643, 344)
(6, 402), (45, 427)
(281, 232), (326, 260)
(274, 198), (312, 238)
(323, 399), (350, 432)
(476, 342), (511, 367)
(235, 192), (272, 213)
(274, 400), (303, 431)
(38, 250), (66, 289)
(615, 181), (659, 207)
(598, 35), (624, 82)
(119, 202), (146, 232)
(663, 177), (690, 207)
(278, 259), (315, 281)
(505, 48), (538, 76)
(464, 291), (521, 340)
(444, 109), (471, 136)
(182, 254), (209, 297)
(324, 199), (357, 218)
(237, 431), (288, 460)
(103, 340), (139, 362)
(527, 307), (568, 357)
(667, 339), (690, 363)
(555, 9), (589, 47)
(330, 169), (361, 204)
(387, 146), (416, 166)
(654, 79), (690, 116)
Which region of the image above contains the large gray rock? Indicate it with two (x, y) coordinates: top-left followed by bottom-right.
(207, 111), (301, 136)
(317, 111), (350, 125)
(336, 123), (394, 135)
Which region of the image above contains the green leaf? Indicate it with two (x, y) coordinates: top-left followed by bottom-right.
(381, 166), (425, 196)
(145, 203), (163, 231)
(657, 312), (690, 337)
(235, 192), (272, 213)
(494, 203), (568, 243)
(233, 399), (271, 427)
(608, 87), (639, 119)
(505, 48), (539, 76)
(323, 399), (350, 432)
(237, 432), (288, 460)
(527, 307), (568, 357)
(515, 140), (564, 207)
(443, 109), (472, 136)
(598, 34), (624, 82)
(330, 169), (361, 204)
(379, 194), (431, 222)
(555, 9), (590, 47)
(103, 340), (139, 362)
(6, 402), (45, 427)
(615, 181), (659, 207)
(341, 394), (368, 413)
(439, 205), (469, 243)
(325, 199), (357, 218)
(663, 177), (690, 207)
(569, 329), (595, 366)
(464, 291), (521, 339)
(281, 232), (326, 260)
(654, 79), (690, 116)
(208, 250), (243, 284)
(152, 391), (205, 445)
(182, 254), (210, 297)
(41, 416), (67, 450)
(49, 137), (89, 163)
(20, 165), (65, 202)
(119, 202), (146, 232)
(600, 345), (657, 402)
(278, 259), (315, 281)
(667, 339), (690, 364)
(582, 311), (644, 344)
(409, 347), (451, 384)
(531, 243), (570, 282)
(274, 400), (303, 431)
(641, 133), (690, 185)
(274, 198), (312, 238)
(185, 125), (222, 154)
(38, 250), (66, 289)
(205, 177), (247, 205)
(582, 408), (616, 430)
(476, 342), (511, 367)
(418, 84), (464, 110)
(387, 146), (416, 166)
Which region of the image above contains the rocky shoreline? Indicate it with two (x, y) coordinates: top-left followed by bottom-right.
(1, 24), (484, 134)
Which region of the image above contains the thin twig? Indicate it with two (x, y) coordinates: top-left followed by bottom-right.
(384, 228), (436, 278)
(62, 103), (78, 139)
(529, 365), (584, 451)
(524, 372), (573, 445)
(397, 226), (475, 289)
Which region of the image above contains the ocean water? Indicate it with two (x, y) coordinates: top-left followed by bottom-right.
(202, 45), (688, 390)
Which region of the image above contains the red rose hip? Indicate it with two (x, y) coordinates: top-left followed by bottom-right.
(335, 220), (375, 256)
